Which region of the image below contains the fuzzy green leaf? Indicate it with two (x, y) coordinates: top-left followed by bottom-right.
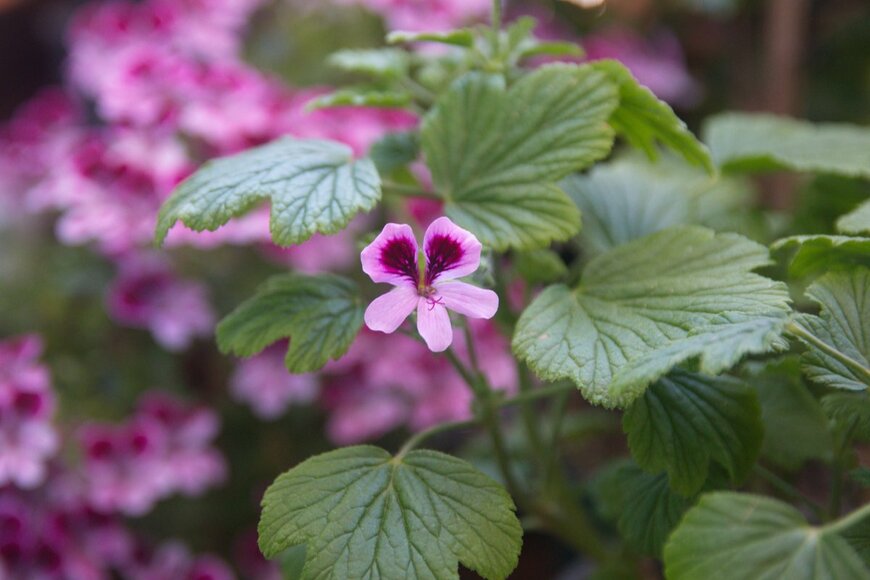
(328, 48), (409, 79)
(258, 446), (522, 580)
(421, 64), (618, 250)
(623, 369), (762, 496)
(590, 60), (713, 173)
(217, 274), (364, 373)
(821, 392), (870, 441)
(369, 132), (419, 174)
(514, 249), (568, 285)
(155, 138), (380, 246)
(794, 268), (870, 391)
(771, 235), (870, 279)
(838, 199), (870, 235)
(386, 29), (475, 47)
(664, 492), (870, 580)
(704, 113), (870, 177)
(308, 88), (412, 110)
(513, 226), (792, 407)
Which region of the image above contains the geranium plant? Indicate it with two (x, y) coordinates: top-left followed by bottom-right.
(145, 2), (870, 578)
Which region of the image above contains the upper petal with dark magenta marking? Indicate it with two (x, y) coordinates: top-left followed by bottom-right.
(423, 217), (482, 284)
(361, 223), (419, 285)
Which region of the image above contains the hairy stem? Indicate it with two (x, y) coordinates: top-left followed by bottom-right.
(396, 418), (477, 459)
(824, 500), (870, 536)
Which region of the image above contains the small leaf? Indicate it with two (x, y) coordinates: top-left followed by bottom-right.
(386, 29), (475, 47)
(514, 249), (568, 285)
(771, 235), (870, 279)
(369, 131), (419, 174)
(421, 64), (618, 250)
(821, 392), (870, 441)
(589, 60), (714, 173)
(308, 88), (412, 109)
(664, 492), (870, 580)
(704, 113), (870, 178)
(258, 446), (522, 580)
(793, 267), (870, 391)
(217, 274), (364, 373)
(513, 226), (792, 407)
(838, 199), (870, 235)
(328, 48), (409, 79)
(623, 369), (762, 496)
(155, 138), (381, 247)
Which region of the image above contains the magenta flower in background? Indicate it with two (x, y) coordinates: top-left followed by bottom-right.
(230, 342), (318, 419)
(361, 217), (498, 352)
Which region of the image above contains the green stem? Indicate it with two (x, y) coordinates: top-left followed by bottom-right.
(786, 322), (870, 386)
(754, 465), (826, 521)
(516, 361), (545, 469)
(829, 419), (859, 519)
(491, 0), (502, 33)
(462, 323), (482, 379)
(543, 391), (569, 487)
(824, 501), (870, 536)
(396, 418), (477, 459)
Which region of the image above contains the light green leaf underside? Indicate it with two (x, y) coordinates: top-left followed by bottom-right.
(328, 48), (409, 78)
(589, 60), (714, 173)
(838, 199), (870, 235)
(216, 274), (364, 373)
(563, 156), (756, 257)
(155, 138), (380, 246)
(704, 113), (870, 178)
(386, 29), (474, 47)
(664, 492), (870, 580)
(421, 64), (618, 250)
(513, 225), (792, 407)
(623, 369), (762, 496)
(771, 235), (870, 279)
(795, 267), (870, 391)
(258, 446), (522, 580)
(309, 89), (412, 110)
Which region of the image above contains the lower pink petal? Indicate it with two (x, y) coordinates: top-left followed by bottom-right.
(437, 282), (499, 319)
(416, 300), (453, 352)
(364, 286), (419, 333)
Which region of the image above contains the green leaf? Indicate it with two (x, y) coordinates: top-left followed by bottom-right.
(771, 235), (870, 279)
(258, 446), (522, 580)
(518, 41), (583, 60)
(838, 199), (870, 235)
(386, 29), (475, 47)
(821, 392), (870, 441)
(564, 157), (762, 257)
(328, 48), (409, 79)
(217, 274), (364, 373)
(664, 492), (870, 580)
(704, 113), (870, 178)
(513, 226), (792, 407)
(851, 467), (870, 487)
(279, 545), (306, 580)
(589, 60), (714, 173)
(421, 64), (618, 250)
(743, 358), (833, 470)
(841, 517), (870, 566)
(513, 249), (568, 285)
(793, 268), (870, 391)
(623, 369), (762, 496)
(308, 88), (412, 109)
(155, 138), (381, 246)
(369, 131), (419, 174)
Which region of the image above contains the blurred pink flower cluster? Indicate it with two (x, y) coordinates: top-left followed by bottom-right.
(335, 0), (490, 31)
(0, 335), (233, 578)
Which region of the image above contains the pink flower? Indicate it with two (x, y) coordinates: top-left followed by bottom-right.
(230, 343), (318, 419)
(361, 218), (498, 352)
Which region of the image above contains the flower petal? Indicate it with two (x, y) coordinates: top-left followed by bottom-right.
(364, 286), (419, 333)
(437, 281), (499, 319)
(361, 223), (419, 285)
(423, 216), (482, 283)
(416, 298), (453, 352)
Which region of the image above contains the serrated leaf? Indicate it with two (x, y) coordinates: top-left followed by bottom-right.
(514, 249), (568, 285)
(771, 235), (870, 279)
(563, 157), (760, 257)
(513, 226), (792, 407)
(328, 48), (409, 79)
(421, 64), (618, 250)
(386, 29), (475, 47)
(369, 131), (419, 174)
(704, 113), (870, 177)
(793, 268), (870, 391)
(155, 138), (381, 246)
(623, 369), (762, 496)
(258, 446), (522, 580)
(744, 358), (833, 470)
(589, 60), (713, 173)
(664, 492), (870, 580)
(217, 274), (364, 373)
(308, 88), (412, 110)
(838, 199), (870, 235)
(821, 392), (870, 441)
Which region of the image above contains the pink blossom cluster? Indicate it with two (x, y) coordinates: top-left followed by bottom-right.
(335, 0), (491, 32)
(0, 335), (59, 490)
(78, 391), (226, 516)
